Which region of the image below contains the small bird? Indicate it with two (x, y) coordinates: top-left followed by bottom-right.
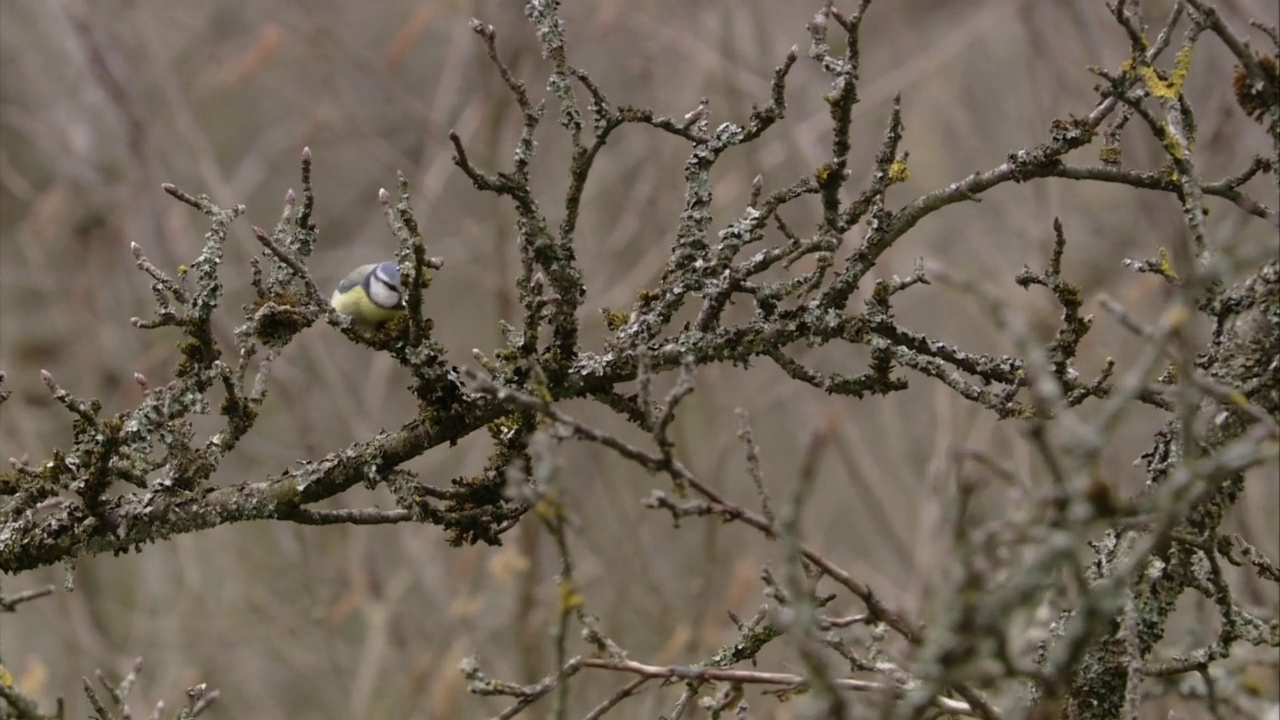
(330, 261), (405, 328)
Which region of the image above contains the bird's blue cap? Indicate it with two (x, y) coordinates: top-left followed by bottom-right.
(373, 262), (401, 287)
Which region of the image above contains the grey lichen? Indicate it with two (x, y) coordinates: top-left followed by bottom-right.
(2, 2), (1278, 719)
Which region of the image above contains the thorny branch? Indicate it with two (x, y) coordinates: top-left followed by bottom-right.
(2, 1), (1277, 719)
(0, 653), (218, 720)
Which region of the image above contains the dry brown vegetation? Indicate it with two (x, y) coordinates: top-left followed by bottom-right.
(0, 1), (1277, 719)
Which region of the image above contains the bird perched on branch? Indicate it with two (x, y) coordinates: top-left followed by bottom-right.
(330, 261), (404, 328)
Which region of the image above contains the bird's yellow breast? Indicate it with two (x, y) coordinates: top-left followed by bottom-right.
(331, 286), (402, 328)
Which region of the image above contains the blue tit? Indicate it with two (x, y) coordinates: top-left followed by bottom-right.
(330, 261), (404, 328)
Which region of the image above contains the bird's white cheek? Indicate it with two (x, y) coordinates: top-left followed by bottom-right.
(368, 280), (400, 308)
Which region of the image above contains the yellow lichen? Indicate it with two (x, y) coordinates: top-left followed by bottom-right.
(1159, 127), (1185, 159)
(888, 157), (910, 184)
(1157, 246), (1181, 281)
(600, 308), (630, 332)
(1138, 47), (1192, 99)
(1240, 675), (1264, 696)
(1168, 46), (1193, 95)
(535, 492), (564, 522)
(558, 580), (584, 616)
(266, 480), (302, 504)
(486, 413), (525, 438)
